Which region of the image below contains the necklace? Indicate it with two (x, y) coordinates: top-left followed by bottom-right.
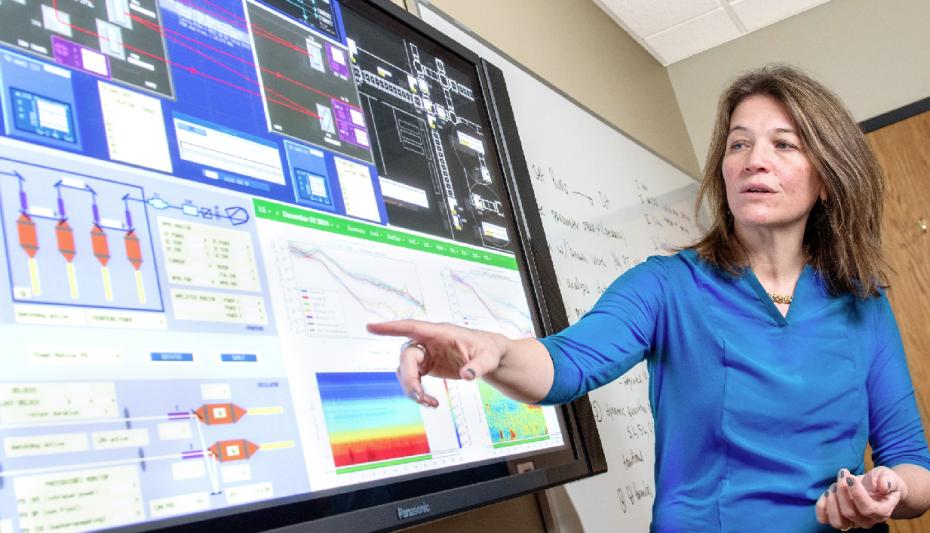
(768, 292), (793, 305)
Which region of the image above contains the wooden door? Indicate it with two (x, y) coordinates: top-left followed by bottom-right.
(866, 109), (930, 533)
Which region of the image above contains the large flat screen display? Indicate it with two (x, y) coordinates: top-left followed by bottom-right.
(0, 0), (596, 530)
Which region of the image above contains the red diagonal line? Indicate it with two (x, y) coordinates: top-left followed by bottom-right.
(129, 8), (344, 108)
(49, 0), (337, 120)
(129, 15), (255, 84)
(131, 12), (245, 64)
(247, 29), (360, 107)
(142, 0), (363, 110)
(262, 68), (340, 110)
(179, 61), (319, 119)
(179, 0), (306, 61)
(50, 1), (314, 118)
(129, 14), (328, 118)
(134, 15), (319, 114)
(53, 0), (168, 64)
(128, 13), (311, 115)
(251, 24), (308, 56)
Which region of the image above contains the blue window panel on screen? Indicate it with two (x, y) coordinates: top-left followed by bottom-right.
(0, 49), (82, 152)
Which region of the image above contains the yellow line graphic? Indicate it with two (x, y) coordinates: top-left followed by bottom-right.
(66, 262), (78, 298)
(135, 270), (146, 304)
(28, 258), (41, 296)
(258, 440), (295, 452)
(247, 406), (285, 416)
(101, 267), (113, 301)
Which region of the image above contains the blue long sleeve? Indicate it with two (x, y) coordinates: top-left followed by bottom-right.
(539, 255), (667, 405)
(534, 250), (930, 532)
(868, 294), (930, 470)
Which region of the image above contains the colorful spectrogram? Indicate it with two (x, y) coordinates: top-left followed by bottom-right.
(478, 381), (548, 443)
(317, 372), (431, 467)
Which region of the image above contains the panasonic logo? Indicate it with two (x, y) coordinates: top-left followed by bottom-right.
(396, 502), (431, 520)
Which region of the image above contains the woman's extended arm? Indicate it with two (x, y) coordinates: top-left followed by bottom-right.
(366, 320), (553, 406)
(368, 257), (671, 407)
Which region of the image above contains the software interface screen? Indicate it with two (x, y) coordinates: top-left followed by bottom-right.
(0, 0), (565, 530)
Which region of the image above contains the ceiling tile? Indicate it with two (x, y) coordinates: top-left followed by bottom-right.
(729, 0), (830, 32)
(645, 8), (741, 65)
(596, 0), (721, 37)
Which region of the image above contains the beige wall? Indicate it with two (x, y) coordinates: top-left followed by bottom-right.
(420, 0), (700, 176)
(668, 0), (930, 169)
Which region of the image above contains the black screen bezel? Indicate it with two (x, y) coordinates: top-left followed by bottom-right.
(97, 1), (604, 531)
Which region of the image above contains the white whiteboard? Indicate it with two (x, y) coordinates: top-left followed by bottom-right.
(418, 3), (702, 532)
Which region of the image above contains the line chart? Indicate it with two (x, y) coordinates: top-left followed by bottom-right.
(280, 238), (426, 337)
(442, 268), (533, 338)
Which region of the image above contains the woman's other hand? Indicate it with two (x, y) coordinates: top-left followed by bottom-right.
(367, 320), (509, 408)
(816, 466), (907, 530)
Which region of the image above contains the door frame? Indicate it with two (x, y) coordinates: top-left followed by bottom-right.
(861, 96), (930, 132)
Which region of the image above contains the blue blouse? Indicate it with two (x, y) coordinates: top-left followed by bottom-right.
(539, 249), (930, 532)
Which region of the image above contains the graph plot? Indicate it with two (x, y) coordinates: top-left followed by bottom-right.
(442, 268), (533, 338)
(478, 381), (548, 446)
(283, 239), (426, 337)
(317, 372), (430, 469)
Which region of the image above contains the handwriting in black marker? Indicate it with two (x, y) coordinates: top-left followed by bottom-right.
(572, 191), (593, 205)
(565, 276), (591, 295)
(549, 209), (579, 229)
(624, 480), (654, 508)
(617, 488), (628, 513)
(548, 167), (570, 195)
(530, 164), (546, 184)
(621, 449), (645, 470)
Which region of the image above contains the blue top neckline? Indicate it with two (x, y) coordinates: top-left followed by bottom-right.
(741, 262), (814, 326)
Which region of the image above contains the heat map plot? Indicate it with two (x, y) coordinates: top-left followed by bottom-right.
(478, 381), (548, 447)
(316, 372), (430, 472)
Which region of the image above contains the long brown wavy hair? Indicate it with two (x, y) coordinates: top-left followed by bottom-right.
(690, 64), (887, 298)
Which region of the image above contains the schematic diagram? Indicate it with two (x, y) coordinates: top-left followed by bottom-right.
(0, 0), (174, 97)
(0, 156), (256, 315)
(0, 378), (308, 529)
(342, 8), (510, 252)
(0, 159), (164, 312)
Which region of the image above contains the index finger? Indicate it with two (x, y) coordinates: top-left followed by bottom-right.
(367, 319), (434, 339)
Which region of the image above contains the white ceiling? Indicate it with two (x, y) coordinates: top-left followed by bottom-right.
(593, 0), (831, 66)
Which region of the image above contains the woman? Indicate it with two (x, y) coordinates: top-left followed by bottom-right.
(368, 65), (930, 532)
